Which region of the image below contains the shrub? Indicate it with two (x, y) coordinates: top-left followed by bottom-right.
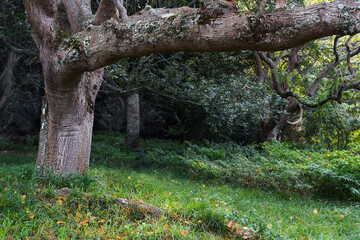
(90, 132), (360, 200)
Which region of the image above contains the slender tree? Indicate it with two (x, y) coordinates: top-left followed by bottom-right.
(125, 92), (140, 148)
(22, 0), (360, 175)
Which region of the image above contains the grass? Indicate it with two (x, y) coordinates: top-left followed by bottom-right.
(0, 133), (360, 239)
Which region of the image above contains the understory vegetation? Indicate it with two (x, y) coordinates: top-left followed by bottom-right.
(1, 132), (360, 239)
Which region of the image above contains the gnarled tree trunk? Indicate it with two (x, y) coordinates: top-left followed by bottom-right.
(36, 69), (103, 175)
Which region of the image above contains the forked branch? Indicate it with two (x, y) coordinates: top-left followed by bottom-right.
(23, 0), (57, 45)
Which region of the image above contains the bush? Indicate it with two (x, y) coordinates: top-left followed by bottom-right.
(143, 140), (360, 200)
(262, 141), (360, 200)
(90, 132), (360, 200)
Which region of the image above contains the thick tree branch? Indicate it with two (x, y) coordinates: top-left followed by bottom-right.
(23, 0), (57, 46)
(56, 0), (360, 74)
(60, 0), (93, 34)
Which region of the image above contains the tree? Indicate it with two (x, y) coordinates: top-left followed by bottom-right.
(256, 35), (360, 141)
(22, 0), (360, 175)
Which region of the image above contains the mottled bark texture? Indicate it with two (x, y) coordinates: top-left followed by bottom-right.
(24, 0), (105, 175)
(125, 92), (140, 148)
(23, 0), (360, 174)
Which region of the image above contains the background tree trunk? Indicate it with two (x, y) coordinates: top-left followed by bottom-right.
(0, 50), (21, 110)
(125, 92), (140, 148)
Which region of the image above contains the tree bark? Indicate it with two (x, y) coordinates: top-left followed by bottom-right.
(36, 69), (103, 175)
(125, 92), (140, 148)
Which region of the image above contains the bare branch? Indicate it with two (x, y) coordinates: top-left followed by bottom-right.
(143, 87), (202, 106)
(1, 36), (37, 56)
(345, 36), (355, 76)
(102, 81), (201, 105)
(343, 82), (360, 91)
(258, 51), (292, 98)
(307, 36), (341, 97)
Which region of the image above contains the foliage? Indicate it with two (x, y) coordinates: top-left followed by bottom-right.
(90, 132), (360, 201)
(0, 0), (43, 136)
(297, 103), (360, 149)
(262, 141), (360, 200)
(104, 52), (270, 142)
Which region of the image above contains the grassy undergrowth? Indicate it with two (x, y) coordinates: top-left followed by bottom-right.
(91, 132), (360, 201)
(0, 132), (360, 239)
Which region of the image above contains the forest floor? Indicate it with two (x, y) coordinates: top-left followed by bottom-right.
(0, 132), (359, 239)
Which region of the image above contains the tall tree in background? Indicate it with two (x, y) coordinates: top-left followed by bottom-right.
(125, 92), (140, 148)
(22, 0), (360, 175)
